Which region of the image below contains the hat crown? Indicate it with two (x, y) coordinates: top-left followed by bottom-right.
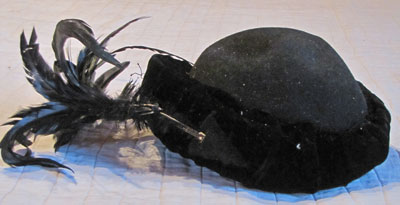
(192, 28), (367, 131)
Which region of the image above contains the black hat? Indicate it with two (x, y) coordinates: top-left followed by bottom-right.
(0, 19), (390, 194)
(140, 28), (391, 193)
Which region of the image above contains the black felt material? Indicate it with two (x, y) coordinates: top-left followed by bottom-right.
(139, 54), (390, 193)
(191, 28), (368, 132)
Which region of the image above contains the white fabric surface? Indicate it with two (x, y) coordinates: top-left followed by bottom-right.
(0, 0), (399, 204)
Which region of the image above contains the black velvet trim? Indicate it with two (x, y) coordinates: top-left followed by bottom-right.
(140, 55), (391, 193)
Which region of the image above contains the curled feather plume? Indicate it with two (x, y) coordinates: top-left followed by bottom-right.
(1, 18), (203, 171)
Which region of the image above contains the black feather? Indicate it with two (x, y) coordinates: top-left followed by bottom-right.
(1, 20), (139, 170)
(1, 18), (202, 172)
(95, 61), (130, 90)
(119, 80), (137, 99)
